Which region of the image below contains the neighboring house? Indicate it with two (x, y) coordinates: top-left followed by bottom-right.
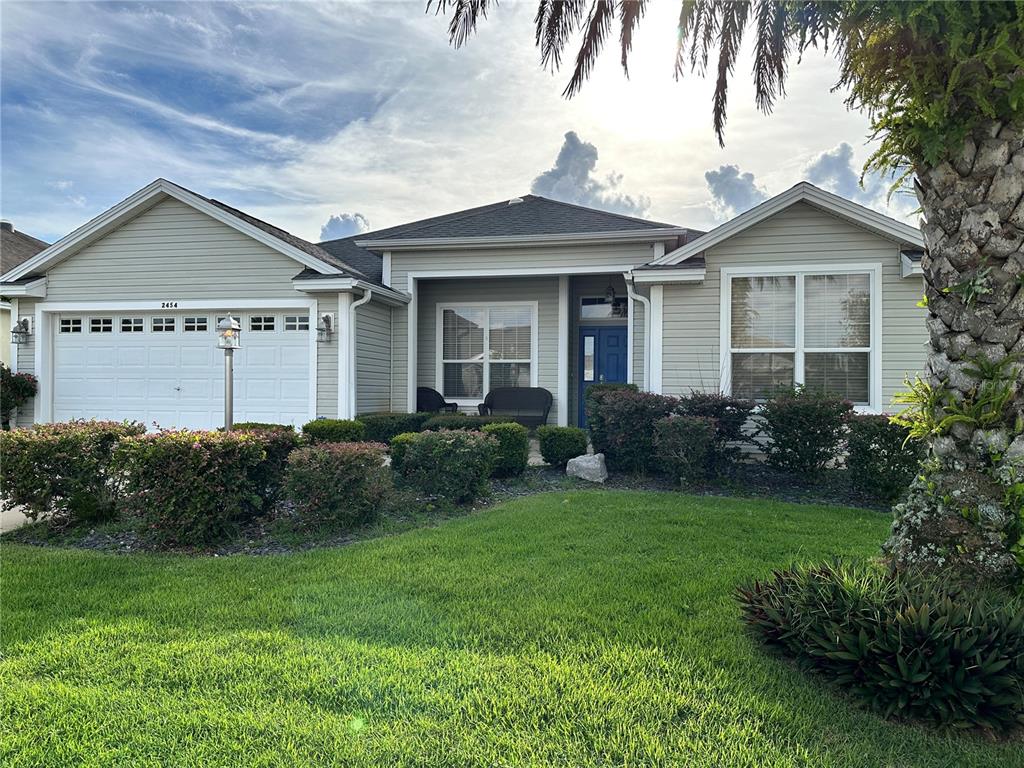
(0, 221), (49, 367)
(0, 179), (926, 429)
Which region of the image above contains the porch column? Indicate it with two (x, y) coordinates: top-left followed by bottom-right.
(649, 284), (664, 394)
(557, 275), (569, 426)
(337, 292), (353, 419)
(406, 278), (417, 413)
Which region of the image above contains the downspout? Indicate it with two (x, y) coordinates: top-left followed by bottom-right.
(624, 272), (651, 392)
(348, 288), (373, 419)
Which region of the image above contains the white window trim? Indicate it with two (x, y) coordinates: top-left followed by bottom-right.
(435, 301), (539, 406)
(719, 263), (883, 412)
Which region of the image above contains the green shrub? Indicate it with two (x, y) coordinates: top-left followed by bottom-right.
(736, 560), (1024, 732)
(482, 422), (529, 477)
(755, 386), (853, 474)
(536, 425), (588, 467)
(654, 416), (716, 487)
(389, 432), (419, 474)
(396, 430), (496, 503)
(677, 392), (755, 474)
(358, 412), (433, 442)
(112, 430), (266, 546)
(0, 363), (37, 429)
(585, 386), (678, 473)
(422, 413), (513, 431)
(584, 383), (638, 449)
(302, 418), (366, 443)
(231, 423), (300, 508)
(846, 415), (923, 503)
(284, 442), (390, 528)
(0, 420), (146, 524)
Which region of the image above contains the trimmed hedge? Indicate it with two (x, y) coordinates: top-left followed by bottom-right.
(389, 432), (419, 474)
(0, 420), (146, 524)
(285, 442), (390, 528)
(422, 414), (513, 431)
(536, 425), (588, 467)
(358, 412), (433, 442)
(737, 560), (1024, 732)
(231, 423), (300, 507)
(677, 392), (754, 475)
(846, 415), (923, 502)
(112, 430), (266, 546)
(302, 418), (366, 443)
(654, 415), (716, 487)
(755, 386), (853, 474)
(482, 422), (529, 477)
(395, 430), (496, 502)
(585, 386), (678, 473)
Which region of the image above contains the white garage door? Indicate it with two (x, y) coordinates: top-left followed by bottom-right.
(52, 311), (312, 429)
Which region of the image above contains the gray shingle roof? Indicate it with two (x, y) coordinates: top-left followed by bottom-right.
(1, 225), (48, 274)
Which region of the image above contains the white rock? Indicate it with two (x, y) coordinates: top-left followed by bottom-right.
(566, 452), (608, 483)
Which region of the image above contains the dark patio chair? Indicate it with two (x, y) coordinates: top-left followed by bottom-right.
(478, 387), (553, 428)
(417, 387), (459, 413)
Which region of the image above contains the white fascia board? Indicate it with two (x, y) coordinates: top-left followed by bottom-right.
(292, 277), (410, 305)
(652, 182), (924, 266)
(0, 277), (47, 297)
(630, 268), (705, 284)
(2, 179), (342, 283)
(901, 252), (924, 278)
(355, 228), (689, 251)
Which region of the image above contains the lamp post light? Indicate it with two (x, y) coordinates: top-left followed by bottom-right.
(216, 314), (241, 431)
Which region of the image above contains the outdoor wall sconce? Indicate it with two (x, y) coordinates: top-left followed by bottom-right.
(11, 317), (31, 345)
(317, 312), (334, 343)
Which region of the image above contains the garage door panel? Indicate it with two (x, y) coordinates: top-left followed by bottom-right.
(54, 310), (311, 430)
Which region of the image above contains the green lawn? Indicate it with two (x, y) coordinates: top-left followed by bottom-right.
(1, 491), (1018, 767)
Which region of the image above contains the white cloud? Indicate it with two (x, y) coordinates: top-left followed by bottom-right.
(704, 165), (767, 219)
(319, 212), (369, 241)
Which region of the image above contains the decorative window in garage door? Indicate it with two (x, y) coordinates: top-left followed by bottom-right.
(152, 317), (176, 332)
(90, 318), (113, 333)
(60, 318), (82, 333)
(284, 315), (309, 331)
(121, 318), (144, 333)
(250, 315), (276, 331)
(184, 317), (208, 332)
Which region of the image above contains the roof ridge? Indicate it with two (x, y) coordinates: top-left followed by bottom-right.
(326, 196), (521, 244)
(522, 194), (683, 230)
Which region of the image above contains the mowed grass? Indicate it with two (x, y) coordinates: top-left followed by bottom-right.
(1, 491), (1019, 767)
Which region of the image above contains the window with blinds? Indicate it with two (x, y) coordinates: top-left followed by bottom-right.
(728, 271), (872, 404)
(440, 305), (533, 399)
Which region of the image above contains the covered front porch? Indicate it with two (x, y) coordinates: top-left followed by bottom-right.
(403, 272), (648, 426)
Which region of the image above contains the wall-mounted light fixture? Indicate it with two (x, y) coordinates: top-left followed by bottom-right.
(317, 312), (335, 343)
(11, 317), (31, 345)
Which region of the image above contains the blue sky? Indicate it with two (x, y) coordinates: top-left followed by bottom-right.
(1, 1), (915, 245)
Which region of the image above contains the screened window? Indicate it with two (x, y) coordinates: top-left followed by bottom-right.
(60, 318), (82, 333)
(90, 318), (113, 333)
(121, 318), (144, 333)
(183, 317), (208, 332)
(440, 305), (534, 399)
(250, 315), (275, 331)
(728, 271), (873, 405)
(152, 317), (175, 332)
(284, 315), (309, 331)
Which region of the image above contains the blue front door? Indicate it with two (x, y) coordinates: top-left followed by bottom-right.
(578, 326), (628, 426)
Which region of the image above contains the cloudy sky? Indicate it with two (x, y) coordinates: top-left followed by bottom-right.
(1, 1), (917, 245)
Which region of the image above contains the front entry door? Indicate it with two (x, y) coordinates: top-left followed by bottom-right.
(578, 326), (628, 426)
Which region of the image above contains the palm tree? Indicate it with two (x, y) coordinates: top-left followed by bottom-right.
(430, 1), (1024, 583)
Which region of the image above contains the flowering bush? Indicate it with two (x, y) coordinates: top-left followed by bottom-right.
(285, 442), (390, 528)
(395, 430), (496, 502)
(0, 363), (37, 428)
(0, 420), (146, 524)
(112, 430), (266, 546)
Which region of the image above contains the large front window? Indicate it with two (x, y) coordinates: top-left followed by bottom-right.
(440, 304), (535, 399)
(727, 270), (874, 405)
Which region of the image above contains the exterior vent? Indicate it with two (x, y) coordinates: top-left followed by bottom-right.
(507, 197), (524, 206)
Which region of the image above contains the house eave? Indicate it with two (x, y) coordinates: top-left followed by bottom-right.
(355, 228), (689, 251)
(291, 277), (410, 305)
(629, 268), (705, 284)
(0, 276), (47, 298)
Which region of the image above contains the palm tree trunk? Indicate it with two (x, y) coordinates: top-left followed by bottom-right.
(885, 119), (1024, 584)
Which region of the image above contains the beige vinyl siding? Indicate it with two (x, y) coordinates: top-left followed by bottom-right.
(355, 300), (392, 414)
(660, 202), (927, 411)
(45, 197), (307, 301)
(14, 298), (37, 427)
(315, 294), (339, 419)
(414, 277), (560, 425)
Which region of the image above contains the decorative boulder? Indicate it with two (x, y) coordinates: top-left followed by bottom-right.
(566, 452), (608, 484)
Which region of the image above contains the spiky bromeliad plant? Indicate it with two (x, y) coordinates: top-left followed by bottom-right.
(430, 0), (1024, 584)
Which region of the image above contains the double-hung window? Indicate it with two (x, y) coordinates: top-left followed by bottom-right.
(439, 304), (536, 400)
(725, 267), (876, 407)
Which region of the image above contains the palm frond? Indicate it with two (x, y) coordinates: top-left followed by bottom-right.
(535, 0), (588, 72)
(563, 1), (616, 98)
(752, 0), (789, 114)
(618, 0), (647, 77)
(428, 0), (494, 48)
(711, 1), (751, 145)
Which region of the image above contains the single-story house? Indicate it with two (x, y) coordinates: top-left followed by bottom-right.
(0, 178), (927, 429)
(0, 221), (49, 367)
